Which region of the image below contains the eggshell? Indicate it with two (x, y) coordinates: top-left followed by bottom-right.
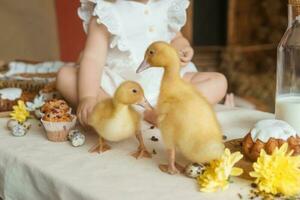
(184, 163), (206, 178)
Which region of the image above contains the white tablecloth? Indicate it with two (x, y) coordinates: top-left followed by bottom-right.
(0, 106), (274, 200)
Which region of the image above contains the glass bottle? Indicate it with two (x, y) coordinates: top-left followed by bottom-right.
(275, 0), (300, 132)
(288, 1), (294, 28)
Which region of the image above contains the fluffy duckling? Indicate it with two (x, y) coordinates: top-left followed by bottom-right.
(137, 42), (224, 174)
(88, 81), (151, 159)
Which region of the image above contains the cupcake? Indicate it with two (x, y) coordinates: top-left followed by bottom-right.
(41, 99), (70, 115)
(41, 110), (76, 142)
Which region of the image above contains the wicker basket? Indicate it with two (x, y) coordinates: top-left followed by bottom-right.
(0, 60), (60, 112)
(0, 79), (47, 92)
(0, 99), (16, 112)
(0, 60), (58, 92)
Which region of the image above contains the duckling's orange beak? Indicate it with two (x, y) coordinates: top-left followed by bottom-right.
(136, 59), (150, 73)
(137, 97), (153, 110)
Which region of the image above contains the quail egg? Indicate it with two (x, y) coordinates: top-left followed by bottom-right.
(184, 163), (206, 178)
(68, 130), (85, 147)
(11, 123), (31, 137)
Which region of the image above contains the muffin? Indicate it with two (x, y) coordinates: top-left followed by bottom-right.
(242, 119), (300, 161)
(41, 99), (70, 114)
(41, 109), (76, 142)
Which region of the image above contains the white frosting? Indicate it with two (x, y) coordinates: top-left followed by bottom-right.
(250, 119), (299, 143)
(0, 88), (22, 100)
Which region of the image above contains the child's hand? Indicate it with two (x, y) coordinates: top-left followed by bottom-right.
(77, 96), (98, 126)
(179, 46), (194, 67)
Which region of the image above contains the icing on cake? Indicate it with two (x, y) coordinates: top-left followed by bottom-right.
(0, 88), (22, 100)
(250, 119), (299, 143)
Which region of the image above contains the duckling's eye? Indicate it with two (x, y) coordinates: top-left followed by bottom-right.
(149, 50), (155, 55)
(132, 89), (137, 93)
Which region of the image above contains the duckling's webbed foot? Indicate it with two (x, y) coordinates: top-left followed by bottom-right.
(131, 147), (152, 159)
(159, 164), (182, 175)
(131, 131), (152, 159)
(159, 148), (183, 175)
(89, 138), (111, 153)
(89, 143), (111, 153)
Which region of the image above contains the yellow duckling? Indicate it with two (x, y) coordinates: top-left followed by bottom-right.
(137, 42), (224, 174)
(88, 81), (152, 159)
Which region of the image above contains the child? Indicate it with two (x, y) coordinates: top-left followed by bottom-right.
(56, 0), (228, 126)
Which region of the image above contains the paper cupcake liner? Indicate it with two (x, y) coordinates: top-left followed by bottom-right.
(46, 130), (69, 142)
(41, 116), (77, 142)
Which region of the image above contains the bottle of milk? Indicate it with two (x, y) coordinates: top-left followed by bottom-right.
(276, 0), (300, 132)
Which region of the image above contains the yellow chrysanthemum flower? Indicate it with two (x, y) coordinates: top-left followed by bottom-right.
(250, 143), (300, 197)
(10, 100), (30, 123)
(197, 149), (243, 192)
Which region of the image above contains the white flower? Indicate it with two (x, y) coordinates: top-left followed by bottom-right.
(26, 95), (45, 111)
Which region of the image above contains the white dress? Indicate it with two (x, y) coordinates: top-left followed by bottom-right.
(78, 0), (197, 106)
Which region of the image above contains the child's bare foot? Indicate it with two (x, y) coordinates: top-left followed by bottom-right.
(143, 109), (157, 126)
(224, 93), (235, 108)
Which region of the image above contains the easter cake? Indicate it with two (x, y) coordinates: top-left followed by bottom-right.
(242, 119), (300, 161)
(0, 88), (35, 111)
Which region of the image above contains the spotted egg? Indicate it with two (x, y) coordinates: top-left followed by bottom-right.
(68, 129), (85, 147)
(10, 121), (31, 137)
(11, 124), (27, 137)
(22, 121), (31, 130)
(184, 163), (206, 178)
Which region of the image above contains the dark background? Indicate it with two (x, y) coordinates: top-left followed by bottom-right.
(193, 0), (228, 46)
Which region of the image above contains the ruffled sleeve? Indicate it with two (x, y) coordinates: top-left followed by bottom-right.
(78, 0), (131, 56)
(78, 0), (119, 34)
(167, 0), (190, 38)
(78, 0), (95, 33)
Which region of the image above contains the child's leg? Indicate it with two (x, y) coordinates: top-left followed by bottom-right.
(56, 65), (78, 106)
(183, 72), (228, 104)
(56, 65), (109, 107)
